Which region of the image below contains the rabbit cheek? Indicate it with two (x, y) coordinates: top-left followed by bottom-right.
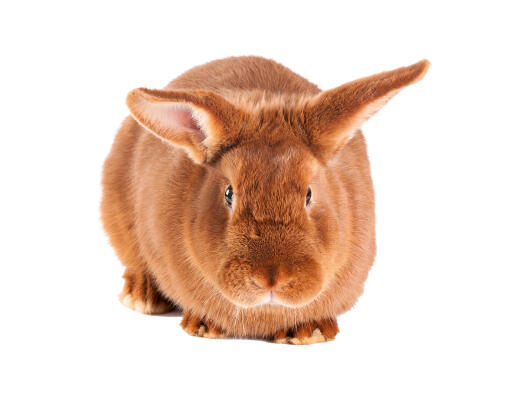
(268, 259), (323, 307)
(218, 259), (262, 307)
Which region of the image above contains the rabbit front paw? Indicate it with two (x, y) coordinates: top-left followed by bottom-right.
(272, 318), (339, 345)
(180, 311), (226, 339)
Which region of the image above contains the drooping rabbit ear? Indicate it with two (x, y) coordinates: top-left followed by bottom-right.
(126, 88), (240, 163)
(303, 60), (430, 162)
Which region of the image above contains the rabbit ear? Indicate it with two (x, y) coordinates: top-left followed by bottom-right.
(304, 60), (430, 162)
(126, 88), (240, 163)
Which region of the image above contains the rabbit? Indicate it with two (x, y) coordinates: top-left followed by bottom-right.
(101, 56), (429, 344)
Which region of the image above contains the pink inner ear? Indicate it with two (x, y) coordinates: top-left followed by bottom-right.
(166, 104), (207, 142)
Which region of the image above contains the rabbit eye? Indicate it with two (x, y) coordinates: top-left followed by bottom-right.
(306, 187), (312, 206)
(225, 185), (234, 206)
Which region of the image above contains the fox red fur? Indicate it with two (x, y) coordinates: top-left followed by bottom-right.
(101, 56), (429, 344)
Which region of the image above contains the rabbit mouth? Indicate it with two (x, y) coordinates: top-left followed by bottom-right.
(256, 289), (315, 309)
(218, 258), (323, 309)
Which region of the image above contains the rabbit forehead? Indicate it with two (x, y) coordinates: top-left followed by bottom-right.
(220, 142), (317, 185)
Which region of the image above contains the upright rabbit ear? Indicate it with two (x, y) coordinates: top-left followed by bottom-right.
(126, 88), (240, 163)
(303, 60), (430, 162)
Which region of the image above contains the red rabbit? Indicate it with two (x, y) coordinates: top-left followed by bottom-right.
(101, 56), (429, 344)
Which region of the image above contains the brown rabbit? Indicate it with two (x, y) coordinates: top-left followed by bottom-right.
(101, 56), (429, 344)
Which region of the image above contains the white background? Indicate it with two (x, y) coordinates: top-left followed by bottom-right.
(1, 1), (510, 393)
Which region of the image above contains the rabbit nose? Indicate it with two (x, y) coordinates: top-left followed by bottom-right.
(252, 266), (288, 290)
